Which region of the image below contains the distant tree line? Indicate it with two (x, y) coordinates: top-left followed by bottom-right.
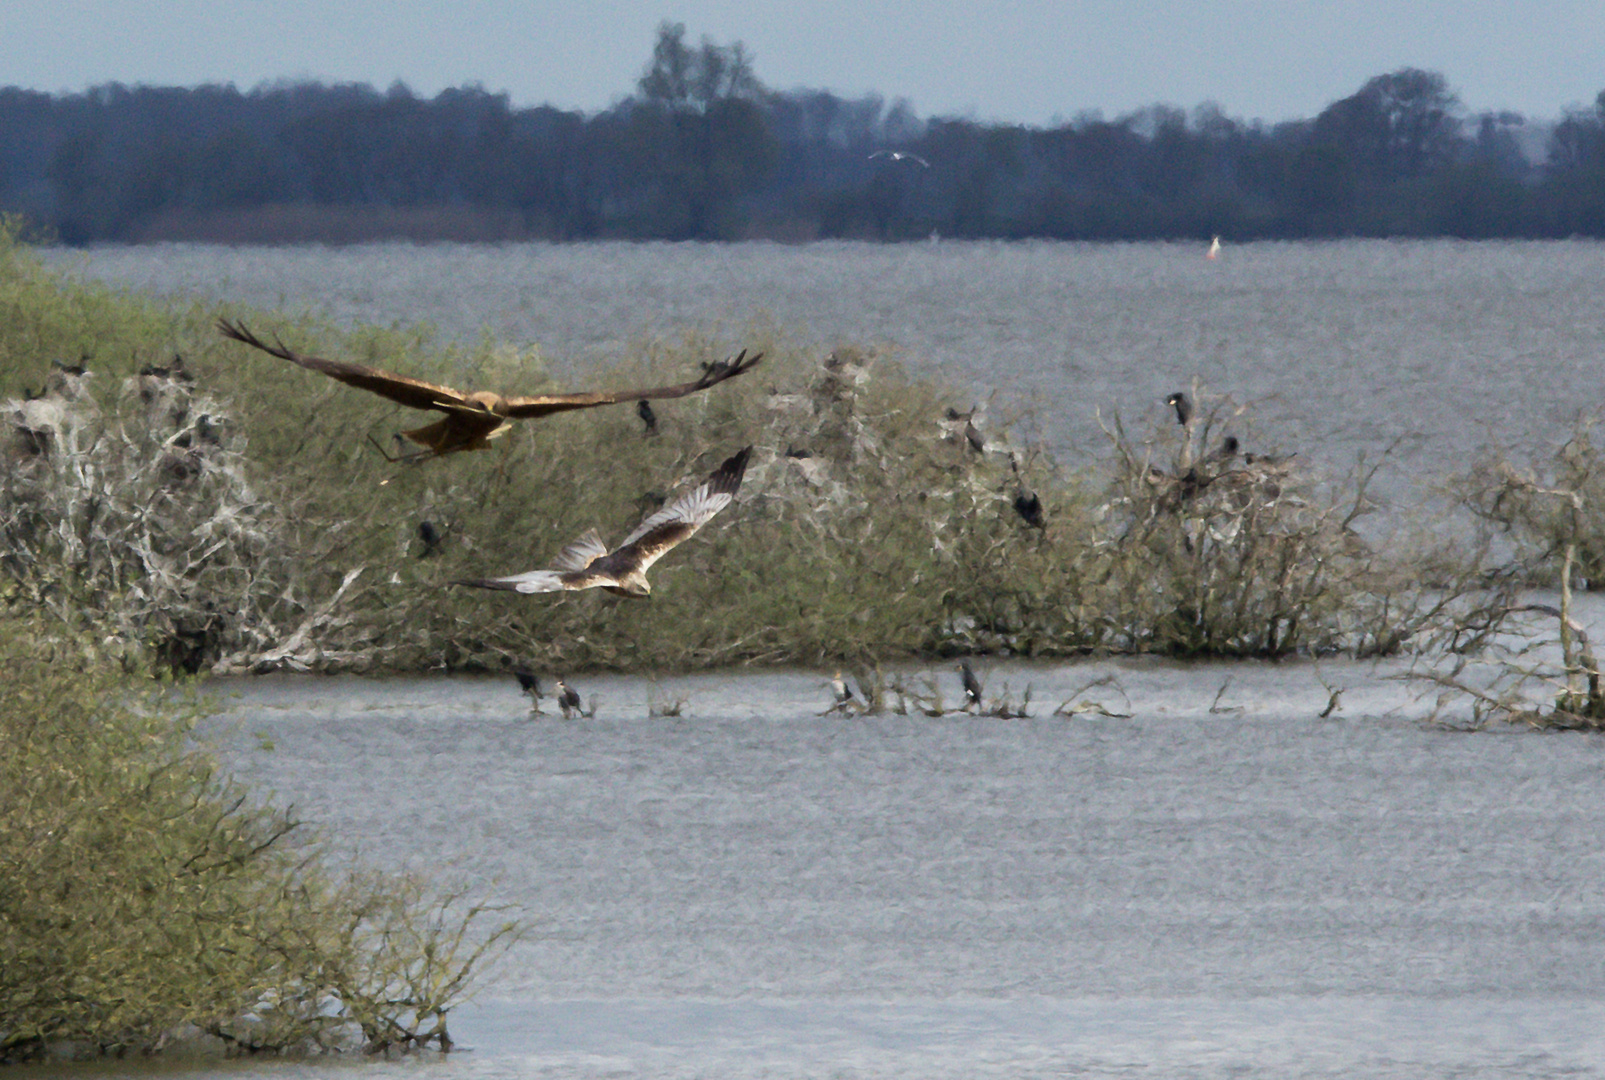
(3, 23), (1604, 244)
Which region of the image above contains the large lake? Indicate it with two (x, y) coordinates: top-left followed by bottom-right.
(29, 240), (1605, 1078)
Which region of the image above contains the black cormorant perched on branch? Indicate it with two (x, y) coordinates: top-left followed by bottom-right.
(1165, 391), (1193, 427)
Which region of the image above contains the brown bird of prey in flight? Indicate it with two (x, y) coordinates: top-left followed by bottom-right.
(454, 445), (752, 598)
(218, 318), (761, 461)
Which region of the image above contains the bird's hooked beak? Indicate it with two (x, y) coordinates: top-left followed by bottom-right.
(464, 390), (505, 415)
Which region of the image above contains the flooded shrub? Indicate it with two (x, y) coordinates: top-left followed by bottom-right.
(0, 613), (519, 1062)
(0, 360), (338, 673)
(1416, 546), (1605, 731)
(1091, 391), (1455, 657)
(1460, 413), (1605, 589)
(416, 342), (1111, 668)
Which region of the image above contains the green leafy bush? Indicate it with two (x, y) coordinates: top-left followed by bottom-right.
(0, 613), (518, 1062)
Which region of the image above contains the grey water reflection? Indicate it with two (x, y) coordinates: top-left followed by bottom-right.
(174, 652), (1605, 1078)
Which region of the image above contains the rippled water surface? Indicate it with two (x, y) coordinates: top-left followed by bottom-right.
(29, 241), (1605, 1077)
(96, 648), (1595, 1080)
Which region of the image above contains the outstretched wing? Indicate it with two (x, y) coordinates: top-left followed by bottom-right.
(549, 528), (610, 572)
(499, 350), (763, 419)
(601, 445), (752, 576)
(218, 318), (470, 413)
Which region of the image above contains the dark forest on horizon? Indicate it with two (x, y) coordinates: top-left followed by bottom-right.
(4, 23), (1605, 245)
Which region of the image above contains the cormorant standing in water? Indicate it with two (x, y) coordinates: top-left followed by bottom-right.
(830, 671), (856, 711)
(958, 661), (983, 711)
(513, 669), (542, 712)
(555, 677), (582, 719)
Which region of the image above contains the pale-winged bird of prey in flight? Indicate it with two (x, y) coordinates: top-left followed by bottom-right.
(454, 445), (752, 599)
(218, 318), (761, 461)
(869, 149), (931, 167)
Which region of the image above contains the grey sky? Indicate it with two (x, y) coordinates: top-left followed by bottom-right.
(5, 1), (1602, 124)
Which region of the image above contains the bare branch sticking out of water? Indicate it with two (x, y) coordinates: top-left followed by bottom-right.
(1209, 678), (1243, 715)
(1411, 544), (1605, 731)
(1053, 674), (1133, 718)
(984, 682), (1033, 719)
(889, 672), (949, 717)
(647, 681), (688, 718)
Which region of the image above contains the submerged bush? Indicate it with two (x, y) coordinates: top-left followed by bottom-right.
(1416, 545), (1605, 731)
(0, 356), (345, 673)
(1460, 412), (1605, 589)
(1, 224), (1108, 671)
(1090, 391), (1473, 658)
(0, 613), (519, 1062)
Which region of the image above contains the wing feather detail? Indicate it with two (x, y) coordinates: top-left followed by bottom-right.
(218, 318), (469, 412)
(611, 446), (751, 572)
(221, 319), (761, 431)
(551, 528), (609, 572)
(499, 350), (762, 418)
(449, 445), (751, 597)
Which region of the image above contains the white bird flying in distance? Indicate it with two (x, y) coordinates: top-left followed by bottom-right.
(217, 318), (761, 461)
(454, 446), (752, 598)
(869, 150), (930, 168)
